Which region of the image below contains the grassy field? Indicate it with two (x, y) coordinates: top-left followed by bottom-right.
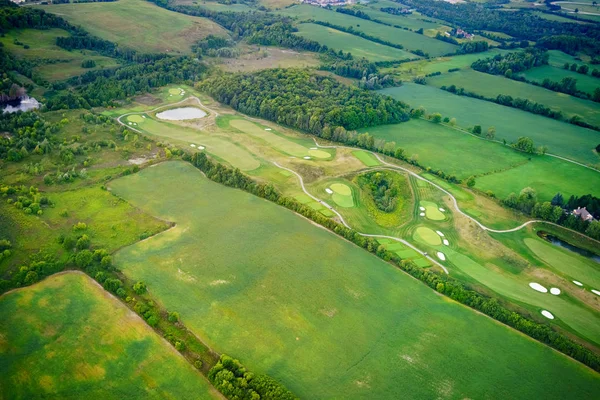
(520, 65), (600, 96)
(109, 161), (600, 399)
(380, 83), (600, 167)
(347, 4), (442, 30)
(0, 272), (218, 399)
(294, 23), (414, 61)
(280, 4), (457, 56)
(36, 0), (227, 54)
(427, 70), (600, 128)
(0, 28), (119, 81)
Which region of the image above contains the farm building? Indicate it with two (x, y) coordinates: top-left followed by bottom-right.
(573, 207), (595, 221)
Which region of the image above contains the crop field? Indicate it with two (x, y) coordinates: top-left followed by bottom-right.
(280, 4), (457, 56)
(359, 119), (531, 179)
(380, 83), (600, 167)
(520, 65), (600, 95)
(36, 0), (228, 54)
(0, 28), (119, 81)
(294, 23), (414, 61)
(0, 272), (218, 399)
(427, 70), (600, 128)
(109, 161), (600, 399)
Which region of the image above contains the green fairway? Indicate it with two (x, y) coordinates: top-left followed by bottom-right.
(294, 23), (414, 61)
(428, 70), (600, 128)
(359, 118), (530, 179)
(414, 226), (442, 245)
(352, 150), (380, 166)
(281, 5), (457, 56)
(110, 161), (600, 398)
(380, 83), (600, 167)
(0, 272), (218, 399)
(36, 0), (227, 54)
(0, 28), (119, 81)
(520, 65), (600, 96)
(229, 119), (312, 158)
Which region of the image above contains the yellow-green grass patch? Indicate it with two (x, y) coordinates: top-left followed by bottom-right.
(169, 88), (183, 95)
(412, 257), (432, 267)
(330, 183), (354, 207)
(229, 119), (310, 157)
(414, 226), (442, 246)
(352, 150), (380, 166)
(421, 200), (446, 221)
(0, 272), (218, 399)
(127, 114), (145, 123)
(111, 161), (600, 398)
(330, 183), (352, 196)
(308, 149), (331, 159)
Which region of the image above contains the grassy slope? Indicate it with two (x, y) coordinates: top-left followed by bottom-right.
(0, 28), (119, 81)
(380, 83), (600, 167)
(279, 4), (457, 56)
(427, 70), (600, 128)
(294, 23), (414, 61)
(0, 272), (218, 400)
(110, 161), (600, 399)
(520, 65), (600, 96)
(35, 0), (227, 54)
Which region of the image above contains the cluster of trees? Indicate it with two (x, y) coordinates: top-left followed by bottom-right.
(563, 62), (592, 75)
(81, 59), (96, 68)
(197, 68), (410, 133)
(0, 239), (11, 263)
(1, 184), (52, 216)
(401, 0), (600, 42)
(189, 151), (600, 373)
(380, 7), (412, 16)
(0, 111), (61, 161)
(192, 34), (240, 58)
(471, 48), (549, 75)
(456, 40), (489, 55)
(208, 355), (296, 400)
(358, 171), (400, 212)
(320, 58), (377, 79)
(537, 35), (600, 57)
(358, 73), (395, 90)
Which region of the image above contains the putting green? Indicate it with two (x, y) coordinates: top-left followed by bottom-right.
(414, 226), (442, 246)
(127, 114), (144, 123)
(169, 88), (182, 95)
(421, 200), (445, 221)
(308, 149), (330, 159)
(330, 183), (354, 207)
(330, 183), (352, 196)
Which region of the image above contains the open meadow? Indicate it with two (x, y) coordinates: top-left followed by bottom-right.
(0, 272), (218, 399)
(520, 65), (600, 96)
(35, 0), (227, 54)
(380, 83), (600, 167)
(109, 161), (600, 399)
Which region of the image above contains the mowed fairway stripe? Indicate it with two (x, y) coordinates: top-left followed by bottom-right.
(111, 161), (600, 399)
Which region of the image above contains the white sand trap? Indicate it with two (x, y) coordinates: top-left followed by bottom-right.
(419, 206), (426, 211)
(592, 289), (600, 296)
(142, 115), (146, 118)
(550, 288), (561, 295)
(190, 144), (196, 147)
(310, 147), (317, 150)
(573, 280), (583, 286)
(529, 282), (548, 293)
(265, 128), (272, 131)
(439, 207), (445, 212)
(436, 231), (445, 237)
(303, 156), (311, 159)
(443, 239), (449, 246)
(198, 146), (205, 150)
(541, 310), (554, 319)
(436, 252), (446, 261)
(419, 212), (425, 216)
(128, 122), (132, 125)
(325, 188), (333, 194)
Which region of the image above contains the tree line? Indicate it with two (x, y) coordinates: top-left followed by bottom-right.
(471, 48), (549, 75)
(188, 151), (600, 373)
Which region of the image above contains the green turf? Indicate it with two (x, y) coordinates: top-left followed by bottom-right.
(331, 183), (352, 196)
(127, 114), (145, 123)
(294, 23), (414, 62)
(412, 257), (431, 267)
(110, 161), (600, 398)
(359, 118), (530, 179)
(414, 226), (442, 245)
(352, 150), (380, 166)
(229, 119), (311, 157)
(520, 65), (600, 96)
(421, 200), (445, 221)
(428, 70), (600, 128)
(380, 83), (600, 167)
(0, 272), (218, 399)
(281, 5), (457, 56)
(0, 28), (119, 81)
(308, 149), (330, 159)
(36, 0), (228, 54)
(330, 183), (354, 208)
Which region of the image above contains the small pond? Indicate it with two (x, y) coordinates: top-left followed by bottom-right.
(2, 97), (40, 113)
(156, 107), (206, 121)
(538, 231), (600, 263)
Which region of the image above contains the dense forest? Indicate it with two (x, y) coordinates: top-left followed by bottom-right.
(471, 48), (549, 75)
(197, 68), (410, 133)
(358, 171), (400, 212)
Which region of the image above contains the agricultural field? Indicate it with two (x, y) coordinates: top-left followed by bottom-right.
(110, 161), (600, 399)
(35, 0), (228, 54)
(294, 23), (415, 62)
(0, 272), (219, 399)
(380, 83), (600, 167)
(344, 4), (443, 31)
(0, 28), (119, 81)
(279, 4), (458, 56)
(520, 65), (600, 96)
(427, 69), (600, 128)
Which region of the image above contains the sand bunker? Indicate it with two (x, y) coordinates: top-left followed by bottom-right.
(573, 280), (583, 286)
(198, 146), (205, 150)
(541, 310), (554, 319)
(265, 128), (272, 131)
(592, 289), (600, 296)
(325, 188), (333, 194)
(443, 239), (449, 246)
(436, 252), (446, 261)
(310, 147), (317, 150)
(303, 156), (311, 160)
(419, 212), (425, 216)
(550, 288), (561, 295)
(439, 207), (445, 212)
(190, 144), (196, 147)
(419, 206), (426, 211)
(529, 282), (548, 293)
(436, 231), (444, 237)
